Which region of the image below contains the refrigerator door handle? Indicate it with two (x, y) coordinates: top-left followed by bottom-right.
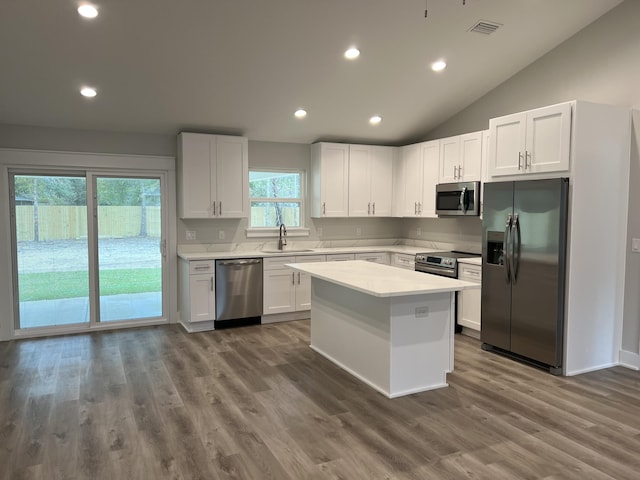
(513, 213), (521, 282)
(504, 214), (512, 283)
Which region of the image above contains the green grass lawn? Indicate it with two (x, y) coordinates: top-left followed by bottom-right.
(19, 268), (161, 301)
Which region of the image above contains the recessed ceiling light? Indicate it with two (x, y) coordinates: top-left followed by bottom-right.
(77, 3), (98, 18)
(431, 60), (447, 72)
(369, 115), (382, 125)
(344, 47), (360, 60)
(80, 87), (97, 97)
(294, 109), (307, 119)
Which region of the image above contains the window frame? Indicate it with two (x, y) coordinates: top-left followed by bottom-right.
(247, 168), (309, 236)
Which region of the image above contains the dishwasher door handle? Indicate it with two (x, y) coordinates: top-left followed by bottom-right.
(216, 259), (262, 266)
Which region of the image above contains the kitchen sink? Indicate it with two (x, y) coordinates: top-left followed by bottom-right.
(261, 249), (315, 254)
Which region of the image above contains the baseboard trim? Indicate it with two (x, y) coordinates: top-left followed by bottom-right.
(619, 349), (640, 370)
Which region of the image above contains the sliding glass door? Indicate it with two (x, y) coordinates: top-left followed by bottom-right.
(12, 174), (90, 328)
(95, 176), (163, 321)
(10, 171), (166, 331)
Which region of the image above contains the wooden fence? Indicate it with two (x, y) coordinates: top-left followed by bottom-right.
(250, 206), (299, 228)
(15, 206), (161, 241)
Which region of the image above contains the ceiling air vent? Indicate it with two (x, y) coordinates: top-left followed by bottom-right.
(468, 20), (502, 35)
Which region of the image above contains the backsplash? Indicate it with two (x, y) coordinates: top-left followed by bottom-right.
(178, 215), (482, 254)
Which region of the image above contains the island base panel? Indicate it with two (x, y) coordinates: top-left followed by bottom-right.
(310, 279), (454, 398)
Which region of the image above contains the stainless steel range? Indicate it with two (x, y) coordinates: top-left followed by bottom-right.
(414, 251), (480, 333)
(414, 251), (479, 278)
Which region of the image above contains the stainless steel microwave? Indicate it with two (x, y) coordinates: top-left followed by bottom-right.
(435, 181), (480, 216)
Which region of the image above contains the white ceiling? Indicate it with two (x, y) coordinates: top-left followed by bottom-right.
(0, 0), (623, 145)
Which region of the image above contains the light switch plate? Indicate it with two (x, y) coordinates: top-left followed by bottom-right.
(632, 238), (640, 253)
(186, 230), (196, 241)
(219, 230), (226, 240)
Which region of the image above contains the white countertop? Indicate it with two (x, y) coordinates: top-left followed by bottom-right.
(287, 260), (479, 298)
(177, 245), (439, 261)
(458, 257), (482, 266)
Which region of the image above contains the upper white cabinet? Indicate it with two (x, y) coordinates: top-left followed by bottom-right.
(348, 145), (393, 217)
(177, 132), (249, 219)
(439, 132), (483, 183)
(398, 140), (439, 217)
(488, 102), (572, 177)
(311, 143), (349, 217)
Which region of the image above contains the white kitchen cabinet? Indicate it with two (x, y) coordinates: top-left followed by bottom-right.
(263, 255), (325, 315)
(355, 252), (390, 265)
(348, 145), (394, 217)
(457, 263), (481, 332)
(399, 140), (439, 217)
(311, 143), (349, 217)
(391, 253), (415, 270)
(325, 253), (356, 261)
(420, 140), (440, 217)
(178, 259), (215, 331)
(480, 129), (490, 219)
(439, 132), (483, 183)
(488, 102), (571, 178)
(177, 132), (249, 218)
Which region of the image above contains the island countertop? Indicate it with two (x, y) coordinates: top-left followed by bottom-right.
(287, 260), (478, 298)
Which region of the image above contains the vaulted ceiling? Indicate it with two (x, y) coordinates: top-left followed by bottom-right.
(0, 0), (623, 145)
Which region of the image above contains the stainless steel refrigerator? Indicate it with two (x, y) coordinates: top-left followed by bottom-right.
(481, 178), (569, 374)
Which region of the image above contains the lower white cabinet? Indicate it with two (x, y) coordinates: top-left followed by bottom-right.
(263, 255), (326, 315)
(457, 263), (481, 331)
(355, 252), (390, 265)
(391, 253), (415, 270)
(325, 253), (356, 261)
(179, 259), (215, 330)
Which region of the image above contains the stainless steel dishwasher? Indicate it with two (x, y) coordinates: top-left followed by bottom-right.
(215, 258), (263, 322)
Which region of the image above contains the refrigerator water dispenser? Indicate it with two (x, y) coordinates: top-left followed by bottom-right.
(486, 231), (505, 266)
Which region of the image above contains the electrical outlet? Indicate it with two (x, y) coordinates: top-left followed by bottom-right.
(317, 227), (323, 236)
(186, 230), (196, 241)
(356, 227), (362, 236)
(218, 230), (226, 240)
(417, 227), (422, 236)
(633, 238), (640, 253)
(415, 306), (428, 318)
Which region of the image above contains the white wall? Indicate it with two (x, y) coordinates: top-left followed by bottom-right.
(423, 0), (640, 358)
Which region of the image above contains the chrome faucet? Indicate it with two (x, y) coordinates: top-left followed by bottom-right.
(278, 223), (287, 250)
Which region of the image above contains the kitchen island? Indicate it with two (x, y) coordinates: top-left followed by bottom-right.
(287, 260), (478, 398)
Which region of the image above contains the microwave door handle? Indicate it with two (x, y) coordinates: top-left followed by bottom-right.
(459, 186), (467, 213)
(504, 214), (512, 283)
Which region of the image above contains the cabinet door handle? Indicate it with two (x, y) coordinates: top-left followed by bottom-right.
(454, 165), (458, 179)
(418, 202), (422, 214)
(297, 272), (301, 284)
(194, 265), (210, 270)
(414, 201), (417, 215)
(322, 202), (326, 215)
(458, 165), (462, 179)
(292, 272), (295, 285)
(210, 277), (214, 291)
(368, 202), (371, 215)
(212, 201), (217, 216)
(525, 151), (531, 170)
(372, 202), (375, 215)
(518, 152), (524, 170)
(219, 201), (222, 216)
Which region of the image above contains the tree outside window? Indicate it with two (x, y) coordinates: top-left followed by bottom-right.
(249, 171), (302, 227)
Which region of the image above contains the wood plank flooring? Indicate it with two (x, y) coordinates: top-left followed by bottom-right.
(1, 321), (639, 479)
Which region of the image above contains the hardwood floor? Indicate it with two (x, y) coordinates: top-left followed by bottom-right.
(1, 321), (639, 479)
